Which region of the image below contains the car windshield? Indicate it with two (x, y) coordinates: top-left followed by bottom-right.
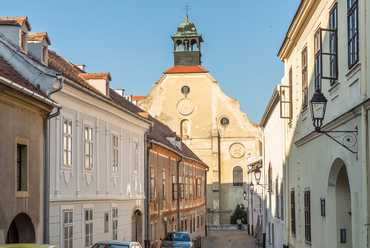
(171, 233), (190, 242)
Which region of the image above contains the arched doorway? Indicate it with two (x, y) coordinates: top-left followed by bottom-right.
(327, 159), (352, 248)
(132, 210), (143, 245)
(6, 213), (36, 244)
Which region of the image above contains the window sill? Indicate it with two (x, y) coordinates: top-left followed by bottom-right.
(16, 191), (29, 198)
(346, 62), (361, 80)
(305, 240), (312, 246)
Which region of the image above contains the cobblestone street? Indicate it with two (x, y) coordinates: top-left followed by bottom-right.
(201, 231), (260, 248)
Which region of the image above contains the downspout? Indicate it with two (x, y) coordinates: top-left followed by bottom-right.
(44, 74), (63, 244)
(177, 156), (183, 231)
(359, 0), (368, 246)
(260, 127), (266, 248)
(205, 167), (209, 236)
(145, 139), (154, 248)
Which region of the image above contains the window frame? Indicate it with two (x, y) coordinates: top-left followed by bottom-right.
(112, 134), (119, 173)
(347, 0), (359, 69)
(150, 167), (155, 200)
(233, 166), (243, 187)
(63, 209), (73, 248)
(290, 190), (296, 235)
(84, 209), (93, 248)
(84, 125), (93, 170)
(63, 118), (73, 167)
(15, 137), (29, 197)
(162, 169), (166, 200)
(112, 208), (118, 240)
(304, 190), (311, 242)
(302, 47), (308, 109)
(329, 3), (338, 85)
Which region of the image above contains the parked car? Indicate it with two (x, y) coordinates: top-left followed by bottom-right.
(92, 240), (142, 248)
(0, 245), (58, 248)
(160, 232), (194, 248)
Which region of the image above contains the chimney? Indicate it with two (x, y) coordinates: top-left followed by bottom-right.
(80, 73), (112, 97)
(28, 32), (51, 65)
(0, 16), (31, 53)
(75, 64), (86, 71)
(113, 89), (125, 97)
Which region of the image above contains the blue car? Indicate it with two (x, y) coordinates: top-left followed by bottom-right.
(160, 232), (194, 248)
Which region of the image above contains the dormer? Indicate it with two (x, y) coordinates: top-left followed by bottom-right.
(166, 136), (182, 150)
(80, 72), (112, 97)
(0, 17), (31, 53)
(28, 32), (51, 65)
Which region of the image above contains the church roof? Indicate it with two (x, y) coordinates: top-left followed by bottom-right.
(165, 65), (207, 74)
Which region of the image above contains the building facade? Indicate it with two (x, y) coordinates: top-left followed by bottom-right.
(138, 15), (262, 225)
(145, 115), (207, 248)
(277, 0), (369, 247)
(0, 17), (61, 245)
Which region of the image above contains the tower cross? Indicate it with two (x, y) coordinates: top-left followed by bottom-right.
(182, 3), (192, 21)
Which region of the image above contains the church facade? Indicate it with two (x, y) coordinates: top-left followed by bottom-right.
(138, 15), (262, 225)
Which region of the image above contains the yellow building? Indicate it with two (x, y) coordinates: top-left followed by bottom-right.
(138, 15), (262, 225)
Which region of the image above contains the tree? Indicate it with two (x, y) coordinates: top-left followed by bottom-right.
(230, 203), (248, 224)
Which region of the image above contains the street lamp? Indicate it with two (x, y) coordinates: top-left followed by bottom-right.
(253, 167), (273, 193)
(309, 90), (328, 132)
(243, 190), (247, 200)
(309, 91), (358, 154)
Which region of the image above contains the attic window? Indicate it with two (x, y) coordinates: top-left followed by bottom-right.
(21, 31), (26, 51)
(42, 45), (47, 64)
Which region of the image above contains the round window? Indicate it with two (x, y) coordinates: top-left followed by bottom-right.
(181, 85), (190, 95)
(220, 117), (230, 127)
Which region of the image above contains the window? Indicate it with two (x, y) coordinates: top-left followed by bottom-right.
(185, 218), (187, 231)
(172, 174), (177, 200)
(220, 117), (230, 127)
(304, 190), (311, 242)
(181, 85), (190, 95)
(280, 68), (293, 119)
(85, 209), (93, 248)
(15, 138), (29, 197)
(268, 222), (271, 244)
(197, 178), (201, 198)
(84, 126), (93, 169)
(302, 47), (308, 108)
(348, 0), (358, 68)
(112, 208), (118, 240)
(281, 182), (284, 220)
(150, 167), (155, 200)
(185, 176), (188, 199)
(314, 30), (322, 91)
(134, 142), (139, 171)
(233, 166), (243, 186)
(63, 210), (73, 248)
(329, 4), (338, 85)
(42, 45), (47, 64)
(290, 190), (296, 235)
(63, 119), (72, 167)
(189, 178), (193, 198)
(197, 215), (200, 229)
(112, 135), (118, 172)
(190, 218), (192, 233)
(272, 223), (275, 246)
(21, 31), (26, 51)
(162, 170), (166, 199)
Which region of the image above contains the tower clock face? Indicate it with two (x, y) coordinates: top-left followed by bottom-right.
(181, 85), (190, 95)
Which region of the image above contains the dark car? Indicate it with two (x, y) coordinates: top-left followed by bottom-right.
(160, 232), (194, 248)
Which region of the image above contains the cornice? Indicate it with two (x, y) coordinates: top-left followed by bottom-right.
(260, 86), (280, 127)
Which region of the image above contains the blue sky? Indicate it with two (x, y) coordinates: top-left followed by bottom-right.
(2, 0), (300, 124)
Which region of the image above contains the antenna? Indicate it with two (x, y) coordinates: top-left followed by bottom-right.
(182, 3), (192, 21)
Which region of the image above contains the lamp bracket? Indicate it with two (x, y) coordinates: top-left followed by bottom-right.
(256, 182), (274, 194)
(317, 126), (357, 155)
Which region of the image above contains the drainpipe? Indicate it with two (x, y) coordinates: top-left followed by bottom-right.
(177, 157), (183, 231)
(205, 167), (209, 236)
(145, 139), (154, 248)
(44, 74), (63, 244)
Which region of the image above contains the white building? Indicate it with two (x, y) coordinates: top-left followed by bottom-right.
(277, 0), (370, 247)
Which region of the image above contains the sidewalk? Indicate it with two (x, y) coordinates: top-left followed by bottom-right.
(201, 230), (260, 248)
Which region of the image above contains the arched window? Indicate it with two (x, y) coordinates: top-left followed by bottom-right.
(233, 166), (243, 186)
(180, 119), (191, 138)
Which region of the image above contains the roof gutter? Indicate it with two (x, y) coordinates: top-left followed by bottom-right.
(0, 76), (61, 109)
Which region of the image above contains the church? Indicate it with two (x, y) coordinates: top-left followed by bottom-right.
(138, 15), (262, 225)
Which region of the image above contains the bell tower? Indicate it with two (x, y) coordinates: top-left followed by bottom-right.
(171, 15), (203, 66)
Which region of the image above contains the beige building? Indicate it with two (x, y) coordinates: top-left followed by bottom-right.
(138, 15), (262, 225)
(276, 0), (370, 247)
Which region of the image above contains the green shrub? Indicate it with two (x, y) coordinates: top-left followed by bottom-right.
(230, 203), (248, 224)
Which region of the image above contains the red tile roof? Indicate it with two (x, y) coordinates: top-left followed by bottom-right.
(28, 32), (51, 45)
(165, 65), (207, 74)
(80, 72), (111, 81)
(132, 96), (145, 101)
(0, 16), (31, 31)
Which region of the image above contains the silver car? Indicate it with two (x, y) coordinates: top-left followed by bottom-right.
(92, 241), (142, 248)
